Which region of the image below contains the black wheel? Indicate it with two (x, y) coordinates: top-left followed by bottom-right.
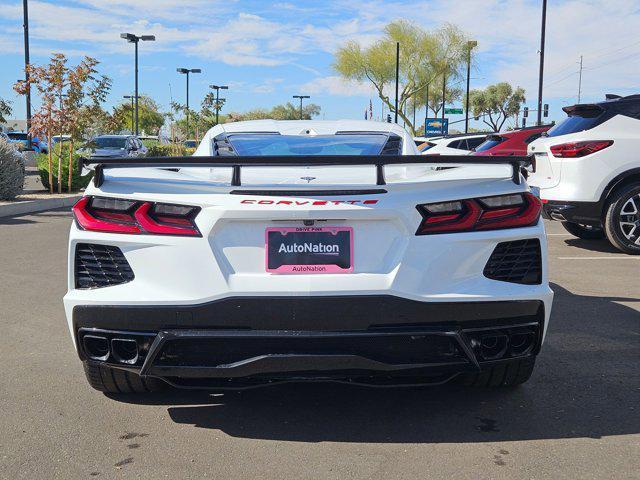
(83, 361), (167, 394)
(458, 357), (536, 387)
(561, 221), (605, 240)
(604, 183), (640, 255)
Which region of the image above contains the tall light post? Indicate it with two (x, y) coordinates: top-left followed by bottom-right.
(293, 95), (310, 119)
(123, 95), (136, 134)
(536, 0), (547, 126)
(120, 33), (155, 136)
(465, 40), (478, 134)
(209, 84), (228, 125)
(394, 42), (400, 123)
(177, 68), (201, 137)
(22, 0), (32, 149)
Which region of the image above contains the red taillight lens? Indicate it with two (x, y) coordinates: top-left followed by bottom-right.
(73, 197), (201, 236)
(550, 140), (613, 158)
(416, 193), (541, 234)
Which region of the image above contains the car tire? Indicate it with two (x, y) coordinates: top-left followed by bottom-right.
(458, 357), (536, 387)
(604, 183), (640, 255)
(561, 221), (605, 240)
(83, 361), (167, 394)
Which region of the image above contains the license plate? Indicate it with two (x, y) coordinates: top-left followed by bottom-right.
(265, 226), (353, 274)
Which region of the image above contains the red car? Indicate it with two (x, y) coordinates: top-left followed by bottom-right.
(473, 125), (552, 156)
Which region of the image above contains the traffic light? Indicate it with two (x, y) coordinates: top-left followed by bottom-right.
(386, 114), (392, 123)
(523, 107), (529, 118)
(543, 104), (549, 117)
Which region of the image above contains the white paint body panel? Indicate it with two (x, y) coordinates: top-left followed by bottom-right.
(64, 120), (553, 346)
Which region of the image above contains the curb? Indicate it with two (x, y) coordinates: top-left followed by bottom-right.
(0, 195), (81, 218)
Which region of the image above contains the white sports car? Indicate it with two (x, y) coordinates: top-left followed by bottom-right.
(64, 120), (553, 393)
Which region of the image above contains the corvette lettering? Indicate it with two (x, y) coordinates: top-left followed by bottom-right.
(241, 199), (378, 205)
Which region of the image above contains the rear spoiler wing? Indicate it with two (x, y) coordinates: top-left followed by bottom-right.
(79, 154), (535, 188)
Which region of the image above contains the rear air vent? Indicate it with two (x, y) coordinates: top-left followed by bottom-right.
(483, 239), (542, 285)
(75, 243), (134, 289)
(380, 134), (403, 155)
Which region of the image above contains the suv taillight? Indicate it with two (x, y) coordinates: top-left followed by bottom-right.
(416, 193), (541, 235)
(72, 196), (201, 236)
(550, 140), (613, 158)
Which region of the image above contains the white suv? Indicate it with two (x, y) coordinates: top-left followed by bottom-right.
(421, 133), (489, 156)
(528, 94), (640, 254)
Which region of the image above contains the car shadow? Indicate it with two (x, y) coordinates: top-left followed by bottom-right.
(112, 283), (640, 443)
(563, 238), (621, 254)
(0, 207), (71, 225)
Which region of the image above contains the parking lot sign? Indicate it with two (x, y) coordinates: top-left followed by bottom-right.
(425, 117), (448, 135)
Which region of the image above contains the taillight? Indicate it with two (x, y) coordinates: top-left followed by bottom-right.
(73, 196), (201, 236)
(416, 193), (541, 234)
(550, 140), (613, 158)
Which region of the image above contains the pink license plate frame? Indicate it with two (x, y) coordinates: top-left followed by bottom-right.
(265, 226), (354, 274)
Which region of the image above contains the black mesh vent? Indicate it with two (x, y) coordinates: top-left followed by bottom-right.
(75, 243), (134, 289)
(484, 239), (542, 285)
(380, 134), (403, 155)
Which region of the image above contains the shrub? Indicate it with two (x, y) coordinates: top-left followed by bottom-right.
(37, 143), (92, 192)
(146, 143), (192, 157)
(0, 138), (25, 200)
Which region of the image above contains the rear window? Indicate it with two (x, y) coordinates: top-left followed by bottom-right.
(546, 107), (603, 137)
(227, 134), (390, 156)
(474, 136), (505, 152)
(466, 137), (487, 149)
(8, 132), (28, 140)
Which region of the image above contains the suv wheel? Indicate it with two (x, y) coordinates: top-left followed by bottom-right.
(604, 183), (640, 255)
(561, 221), (605, 240)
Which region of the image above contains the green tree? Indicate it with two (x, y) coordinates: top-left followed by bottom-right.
(0, 97), (11, 124)
(467, 82), (526, 131)
(112, 96), (164, 135)
(334, 21), (468, 135)
(226, 102), (321, 122)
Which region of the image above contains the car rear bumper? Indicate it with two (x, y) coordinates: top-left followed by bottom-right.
(542, 199), (603, 226)
(74, 296), (546, 388)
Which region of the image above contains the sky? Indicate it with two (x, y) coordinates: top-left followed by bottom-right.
(1, 0), (640, 132)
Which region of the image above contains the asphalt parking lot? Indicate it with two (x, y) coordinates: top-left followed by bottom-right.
(1, 209), (638, 480)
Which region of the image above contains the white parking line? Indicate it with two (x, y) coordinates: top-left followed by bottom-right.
(557, 256), (639, 260)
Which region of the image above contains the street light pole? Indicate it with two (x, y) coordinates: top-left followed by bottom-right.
(209, 85), (228, 125)
(465, 40), (478, 134)
(120, 33), (155, 136)
(22, 0), (32, 148)
(293, 95), (310, 119)
(123, 95), (136, 134)
(394, 42), (400, 123)
(536, 0), (547, 126)
(177, 68), (201, 137)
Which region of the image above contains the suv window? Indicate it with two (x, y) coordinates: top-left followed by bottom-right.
(475, 136), (505, 152)
(546, 106), (604, 137)
(466, 137), (486, 149)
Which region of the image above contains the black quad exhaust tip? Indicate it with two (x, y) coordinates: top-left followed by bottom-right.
(83, 335), (110, 361)
(479, 334), (509, 361)
(509, 331), (535, 356)
(111, 338), (139, 364)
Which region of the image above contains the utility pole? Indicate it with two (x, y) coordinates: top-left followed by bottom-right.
(210, 85), (228, 125)
(536, 0), (547, 126)
(578, 55), (583, 103)
(22, 0), (31, 149)
(465, 40), (478, 134)
(293, 95), (310, 119)
(394, 42), (400, 123)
